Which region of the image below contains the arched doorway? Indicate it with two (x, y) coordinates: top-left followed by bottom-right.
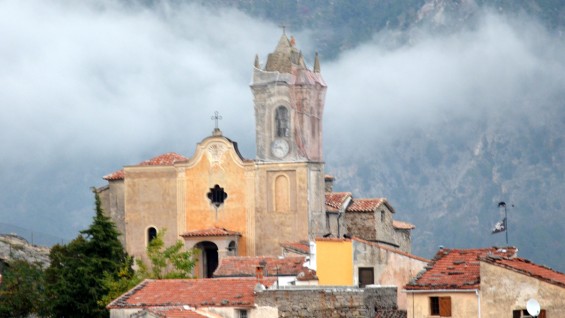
(195, 241), (219, 278)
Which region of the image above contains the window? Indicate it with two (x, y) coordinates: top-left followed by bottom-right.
(513, 309), (546, 318)
(207, 184), (228, 207)
(358, 267), (374, 288)
(275, 106), (289, 137)
(227, 241), (237, 256)
(430, 296), (451, 317)
(147, 227), (157, 245)
(380, 210), (385, 222)
(237, 309), (248, 318)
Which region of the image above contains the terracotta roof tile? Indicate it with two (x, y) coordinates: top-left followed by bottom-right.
(392, 220), (415, 230)
(214, 256), (306, 277)
(144, 306), (210, 318)
(405, 247), (517, 291)
(180, 227), (241, 238)
(346, 198), (385, 212)
(352, 237), (430, 263)
(103, 152), (188, 180)
(280, 241), (310, 255)
(325, 192), (352, 212)
(481, 256), (565, 289)
(107, 278), (276, 309)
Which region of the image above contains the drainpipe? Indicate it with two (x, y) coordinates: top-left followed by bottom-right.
(476, 289), (481, 318)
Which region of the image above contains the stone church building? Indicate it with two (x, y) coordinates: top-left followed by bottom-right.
(98, 34), (414, 278)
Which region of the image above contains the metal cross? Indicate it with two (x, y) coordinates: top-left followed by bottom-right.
(279, 24), (286, 35)
(211, 111), (222, 129)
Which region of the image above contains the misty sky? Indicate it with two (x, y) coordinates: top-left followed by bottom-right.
(1, 0), (564, 244)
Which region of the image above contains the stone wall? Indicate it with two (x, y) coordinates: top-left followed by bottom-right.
(255, 286), (404, 318)
(345, 212), (376, 241)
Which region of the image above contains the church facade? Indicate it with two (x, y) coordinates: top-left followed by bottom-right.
(98, 34), (413, 278)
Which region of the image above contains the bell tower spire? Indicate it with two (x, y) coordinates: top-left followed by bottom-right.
(251, 33), (327, 162)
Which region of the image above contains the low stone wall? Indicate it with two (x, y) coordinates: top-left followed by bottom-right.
(255, 286), (405, 318)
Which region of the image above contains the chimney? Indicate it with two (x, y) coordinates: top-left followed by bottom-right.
(324, 175), (335, 192)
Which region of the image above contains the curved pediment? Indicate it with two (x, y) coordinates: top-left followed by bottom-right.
(178, 132), (251, 169)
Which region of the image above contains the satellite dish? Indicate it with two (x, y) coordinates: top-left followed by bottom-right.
(526, 299), (541, 316)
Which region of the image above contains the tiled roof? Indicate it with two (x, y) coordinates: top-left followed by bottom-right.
(405, 247), (517, 291)
(107, 278), (276, 309)
(213, 256), (306, 277)
(325, 192), (352, 212)
(352, 237), (430, 263)
(481, 255), (565, 289)
(296, 267), (318, 281)
(103, 152), (188, 180)
(392, 220), (415, 230)
(281, 241), (310, 255)
(346, 198), (387, 213)
(141, 306), (210, 318)
(180, 227), (241, 238)
(324, 174), (335, 180)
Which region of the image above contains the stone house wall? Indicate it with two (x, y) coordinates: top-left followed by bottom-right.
(480, 261), (565, 316)
(255, 286), (403, 318)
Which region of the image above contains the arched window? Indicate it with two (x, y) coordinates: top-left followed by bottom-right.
(275, 106), (289, 137)
(147, 227), (157, 245)
(227, 241), (237, 256)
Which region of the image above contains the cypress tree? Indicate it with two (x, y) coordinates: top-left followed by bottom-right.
(45, 189), (132, 317)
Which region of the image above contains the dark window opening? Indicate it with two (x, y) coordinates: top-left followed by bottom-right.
(238, 309), (248, 318)
(359, 267), (374, 288)
(513, 309), (546, 318)
(275, 106), (289, 137)
(227, 241), (237, 256)
(430, 296), (451, 317)
(381, 210), (385, 222)
(147, 227), (157, 244)
(207, 184), (228, 207)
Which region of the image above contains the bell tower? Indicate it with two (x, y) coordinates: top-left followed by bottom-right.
(250, 33), (328, 255)
(251, 33), (327, 162)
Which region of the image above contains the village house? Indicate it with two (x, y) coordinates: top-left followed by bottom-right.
(404, 247), (565, 317)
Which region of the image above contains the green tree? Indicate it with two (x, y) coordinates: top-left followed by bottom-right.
(138, 229), (195, 279)
(0, 260), (46, 318)
(45, 189), (132, 318)
(101, 229), (195, 306)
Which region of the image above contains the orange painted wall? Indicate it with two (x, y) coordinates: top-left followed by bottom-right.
(182, 138), (252, 256)
(316, 239), (354, 286)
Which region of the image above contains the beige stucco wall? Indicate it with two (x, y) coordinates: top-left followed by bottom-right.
(124, 166), (180, 261)
(352, 240), (427, 310)
(98, 180), (125, 246)
(406, 292), (478, 318)
(254, 162), (320, 256)
(480, 261), (565, 316)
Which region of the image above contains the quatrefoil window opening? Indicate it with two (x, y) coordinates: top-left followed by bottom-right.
(207, 184), (228, 208)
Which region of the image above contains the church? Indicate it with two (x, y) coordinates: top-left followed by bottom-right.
(98, 33), (414, 278)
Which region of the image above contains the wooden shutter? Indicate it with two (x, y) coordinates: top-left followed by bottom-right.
(539, 309), (546, 318)
(439, 296), (452, 317)
(512, 310), (521, 318)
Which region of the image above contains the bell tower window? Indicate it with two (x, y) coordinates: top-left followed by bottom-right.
(275, 106), (289, 137)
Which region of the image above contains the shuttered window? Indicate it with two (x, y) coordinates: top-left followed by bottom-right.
(512, 309), (547, 318)
(430, 296), (451, 317)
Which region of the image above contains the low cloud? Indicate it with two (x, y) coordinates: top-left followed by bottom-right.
(0, 1), (563, 241)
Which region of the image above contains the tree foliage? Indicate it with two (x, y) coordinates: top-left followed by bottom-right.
(44, 190), (132, 318)
(138, 229), (195, 279)
(101, 229), (196, 306)
(0, 260), (46, 318)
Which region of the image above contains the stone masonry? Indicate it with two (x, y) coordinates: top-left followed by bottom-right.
(255, 286), (404, 318)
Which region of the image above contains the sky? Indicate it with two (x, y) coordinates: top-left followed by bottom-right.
(1, 0), (564, 248)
